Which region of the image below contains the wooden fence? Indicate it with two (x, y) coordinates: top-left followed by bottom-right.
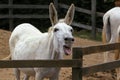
(73, 42), (120, 80)
(0, 0), (104, 38)
(1, 43), (120, 80)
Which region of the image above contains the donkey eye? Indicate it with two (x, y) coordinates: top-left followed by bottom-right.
(70, 29), (73, 32)
(54, 28), (59, 32)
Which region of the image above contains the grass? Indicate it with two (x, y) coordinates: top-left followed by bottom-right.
(73, 30), (102, 41)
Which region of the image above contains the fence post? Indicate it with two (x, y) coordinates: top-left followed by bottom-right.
(9, 0), (13, 31)
(91, 0), (96, 39)
(72, 47), (83, 80)
(53, 0), (58, 11)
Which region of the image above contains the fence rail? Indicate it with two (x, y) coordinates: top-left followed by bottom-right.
(73, 42), (120, 80)
(0, 15), (49, 19)
(81, 43), (120, 55)
(0, 42), (120, 80)
(0, 5), (49, 9)
(0, 59), (81, 68)
(59, 3), (103, 33)
(0, 0), (104, 38)
(83, 59), (120, 75)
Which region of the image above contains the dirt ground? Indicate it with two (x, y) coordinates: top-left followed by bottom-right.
(0, 29), (116, 80)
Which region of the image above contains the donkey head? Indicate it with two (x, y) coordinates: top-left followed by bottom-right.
(49, 3), (75, 56)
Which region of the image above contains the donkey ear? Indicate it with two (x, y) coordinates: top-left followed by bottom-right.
(49, 3), (58, 26)
(64, 4), (75, 25)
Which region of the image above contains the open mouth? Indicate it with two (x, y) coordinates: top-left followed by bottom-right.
(63, 45), (72, 55)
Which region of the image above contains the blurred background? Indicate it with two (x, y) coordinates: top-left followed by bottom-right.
(0, 0), (116, 40)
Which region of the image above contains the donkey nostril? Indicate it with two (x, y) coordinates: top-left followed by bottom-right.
(64, 38), (68, 41)
(72, 38), (74, 41)
(64, 37), (74, 41)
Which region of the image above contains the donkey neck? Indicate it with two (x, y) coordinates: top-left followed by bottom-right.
(47, 31), (62, 60)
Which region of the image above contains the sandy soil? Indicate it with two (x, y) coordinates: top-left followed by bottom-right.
(0, 29), (116, 80)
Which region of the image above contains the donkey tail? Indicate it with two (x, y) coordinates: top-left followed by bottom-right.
(103, 14), (111, 43)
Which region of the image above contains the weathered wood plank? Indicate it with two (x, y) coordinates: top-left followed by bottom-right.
(96, 12), (104, 17)
(0, 59), (81, 68)
(0, 5), (48, 9)
(82, 59), (120, 75)
(72, 22), (102, 32)
(72, 47), (83, 80)
(72, 22), (92, 30)
(91, 0), (96, 38)
(9, 0), (13, 31)
(0, 15), (49, 18)
(54, 0), (58, 11)
(59, 3), (91, 15)
(81, 43), (120, 55)
(59, 3), (104, 17)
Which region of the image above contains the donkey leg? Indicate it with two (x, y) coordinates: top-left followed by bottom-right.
(50, 69), (60, 80)
(104, 36), (116, 63)
(116, 68), (120, 80)
(102, 26), (107, 44)
(104, 51), (111, 62)
(23, 74), (30, 80)
(50, 73), (59, 80)
(35, 72), (43, 80)
(116, 53), (120, 80)
(14, 68), (20, 80)
(115, 36), (120, 80)
(115, 50), (120, 80)
(50, 77), (59, 80)
(102, 27), (109, 62)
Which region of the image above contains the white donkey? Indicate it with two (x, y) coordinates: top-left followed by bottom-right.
(5, 3), (75, 80)
(102, 7), (120, 80)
